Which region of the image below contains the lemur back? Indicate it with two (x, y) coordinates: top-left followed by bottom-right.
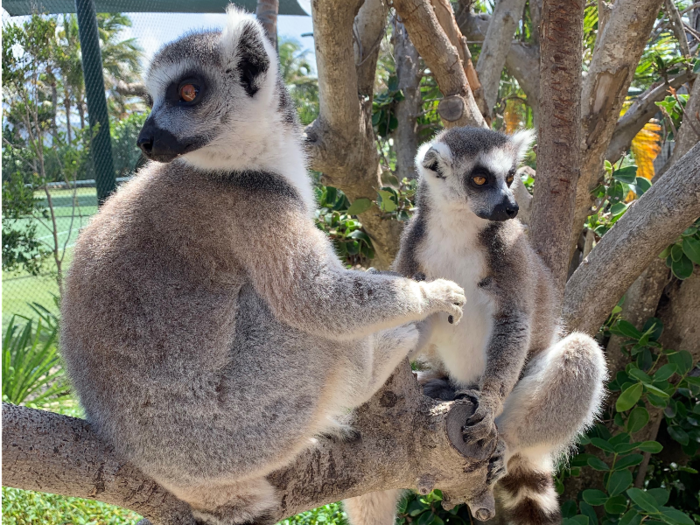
(345, 128), (606, 525)
(60, 10), (467, 525)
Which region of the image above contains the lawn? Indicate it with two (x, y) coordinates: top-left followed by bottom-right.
(2, 187), (98, 326)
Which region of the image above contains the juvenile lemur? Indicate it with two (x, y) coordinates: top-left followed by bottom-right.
(60, 9), (467, 525)
(344, 128), (607, 525)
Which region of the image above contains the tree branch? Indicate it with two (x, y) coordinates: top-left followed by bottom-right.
(3, 363), (499, 525)
(393, 0), (486, 128)
(528, 0), (585, 297)
(605, 71), (694, 163)
(664, 0), (692, 57)
(563, 142), (700, 335)
(354, 0), (389, 97)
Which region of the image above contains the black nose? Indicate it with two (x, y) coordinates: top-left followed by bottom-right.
(505, 203), (519, 218)
(137, 133), (153, 154)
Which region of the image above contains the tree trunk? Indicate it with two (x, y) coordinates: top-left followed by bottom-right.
(528, 0), (585, 297)
(64, 90), (72, 143)
(255, 0), (279, 49)
(392, 20), (422, 181)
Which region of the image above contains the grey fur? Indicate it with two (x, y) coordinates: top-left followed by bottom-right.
(345, 128), (607, 525)
(60, 11), (467, 525)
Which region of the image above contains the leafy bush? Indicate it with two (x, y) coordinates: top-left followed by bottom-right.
(2, 314), (69, 409)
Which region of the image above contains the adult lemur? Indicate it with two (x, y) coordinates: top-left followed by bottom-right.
(60, 9), (467, 525)
(344, 128), (607, 525)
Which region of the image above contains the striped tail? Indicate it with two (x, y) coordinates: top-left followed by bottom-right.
(495, 454), (562, 525)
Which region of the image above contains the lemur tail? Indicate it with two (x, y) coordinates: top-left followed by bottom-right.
(495, 454), (562, 525)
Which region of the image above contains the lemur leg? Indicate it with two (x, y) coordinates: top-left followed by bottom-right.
(344, 490), (403, 525)
(494, 332), (607, 525)
(166, 477), (278, 525)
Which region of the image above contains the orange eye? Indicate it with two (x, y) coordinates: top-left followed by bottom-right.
(506, 175), (514, 186)
(180, 84), (197, 102)
(473, 176), (487, 186)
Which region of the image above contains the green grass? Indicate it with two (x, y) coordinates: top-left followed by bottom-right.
(2, 187), (98, 326)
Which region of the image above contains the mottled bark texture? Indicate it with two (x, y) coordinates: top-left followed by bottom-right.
(255, 0), (279, 49)
(305, 0), (402, 269)
(571, 0), (665, 255)
(475, 0), (528, 115)
(563, 142), (700, 335)
(393, 0), (486, 128)
(528, 0), (585, 297)
(3, 363), (500, 525)
(392, 20), (423, 180)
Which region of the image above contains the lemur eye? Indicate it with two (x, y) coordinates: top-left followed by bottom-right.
(180, 84), (198, 102)
(472, 176), (487, 186)
(506, 175), (515, 186)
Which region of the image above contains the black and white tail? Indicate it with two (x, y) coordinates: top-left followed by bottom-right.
(495, 455), (562, 525)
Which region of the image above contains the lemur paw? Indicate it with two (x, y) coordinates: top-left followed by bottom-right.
(486, 439), (508, 486)
(457, 391), (498, 452)
(421, 279), (466, 325)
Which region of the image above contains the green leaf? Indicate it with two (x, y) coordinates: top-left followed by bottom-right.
(582, 489), (608, 506)
(617, 383), (643, 412)
(614, 166), (638, 184)
(668, 350), (693, 375)
(587, 456), (610, 471)
(605, 160), (613, 174)
(580, 502), (598, 525)
(377, 190), (397, 212)
(346, 198), (372, 216)
(614, 454), (643, 470)
(653, 364), (676, 382)
(647, 489), (670, 507)
(659, 508), (694, 525)
(607, 469), (633, 497)
(605, 494), (629, 515)
(644, 383), (670, 399)
(671, 254), (694, 280)
(626, 407), (649, 434)
(627, 488), (660, 513)
(635, 177), (652, 195)
(562, 500), (579, 519)
(667, 426), (689, 445)
(614, 442), (640, 454)
(619, 511), (643, 525)
(614, 320), (643, 339)
(611, 202), (628, 216)
(694, 58), (700, 74)
(590, 437), (616, 453)
(671, 244), (684, 262)
(629, 369), (652, 383)
(681, 237), (700, 264)
(564, 517), (590, 525)
(637, 441), (663, 453)
(407, 499), (426, 516)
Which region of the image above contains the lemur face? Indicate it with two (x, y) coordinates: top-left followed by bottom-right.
(416, 127), (534, 221)
(137, 9), (277, 164)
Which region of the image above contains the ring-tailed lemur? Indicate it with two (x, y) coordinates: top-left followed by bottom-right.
(60, 9), (467, 525)
(344, 127), (607, 525)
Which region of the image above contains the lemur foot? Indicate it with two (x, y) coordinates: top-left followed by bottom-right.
(486, 439), (507, 486)
(457, 390), (498, 453)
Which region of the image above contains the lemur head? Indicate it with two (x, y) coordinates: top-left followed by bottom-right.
(416, 127), (534, 221)
(137, 7), (292, 166)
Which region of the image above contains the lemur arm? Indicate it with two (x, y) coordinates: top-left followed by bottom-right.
(479, 309), (531, 416)
(231, 194), (464, 341)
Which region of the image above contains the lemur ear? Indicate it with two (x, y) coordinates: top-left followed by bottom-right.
(510, 129), (536, 162)
(416, 142), (452, 180)
(221, 6), (271, 97)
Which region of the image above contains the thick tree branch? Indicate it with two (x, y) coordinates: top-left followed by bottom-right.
(393, 0), (486, 128)
(354, 0), (389, 97)
(571, 0), (665, 255)
(563, 142), (700, 335)
(665, 0), (691, 57)
(528, 0), (585, 297)
(605, 72), (694, 163)
(475, 0), (528, 115)
(3, 363), (499, 525)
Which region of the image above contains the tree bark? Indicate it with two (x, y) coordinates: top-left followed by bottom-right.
(658, 265), (700, 357)
(354, 0), (389, 97)
(393, 0), (486, 128)
(664, 0), (691, 57)
(255, 0), (279, 49)
(570, 0), (665, 256)
(563, 142), (700, 335)
(3, 363), (500, 525)
(528, 0), (585, 297)
(475, 0), (528, 116)
(393, 19), (423, 181)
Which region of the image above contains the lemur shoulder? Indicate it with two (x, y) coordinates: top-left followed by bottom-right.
(60, 10), (466, 525)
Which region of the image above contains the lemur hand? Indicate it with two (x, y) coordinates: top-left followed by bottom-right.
(419, 279), (466, 325)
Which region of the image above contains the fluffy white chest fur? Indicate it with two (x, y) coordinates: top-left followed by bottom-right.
(418, 211), (495, 387)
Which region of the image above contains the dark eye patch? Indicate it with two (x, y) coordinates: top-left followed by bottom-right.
(165, 71), (207, 107)
(468, 166), (494, 188)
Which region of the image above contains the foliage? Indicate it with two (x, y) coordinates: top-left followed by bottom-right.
(111, 111), (148, 177)
(656, 93), (689, 140)
(558, 316), (699, 525)
(372, 75), (405, 138)
(280, 503), (348, 525)
(2, 315), (69, 409)
(314, 185), (375, 265)
(659, 219), (700, 280)
(278, 37), (319, 126)
(396, 489), (473, 525)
